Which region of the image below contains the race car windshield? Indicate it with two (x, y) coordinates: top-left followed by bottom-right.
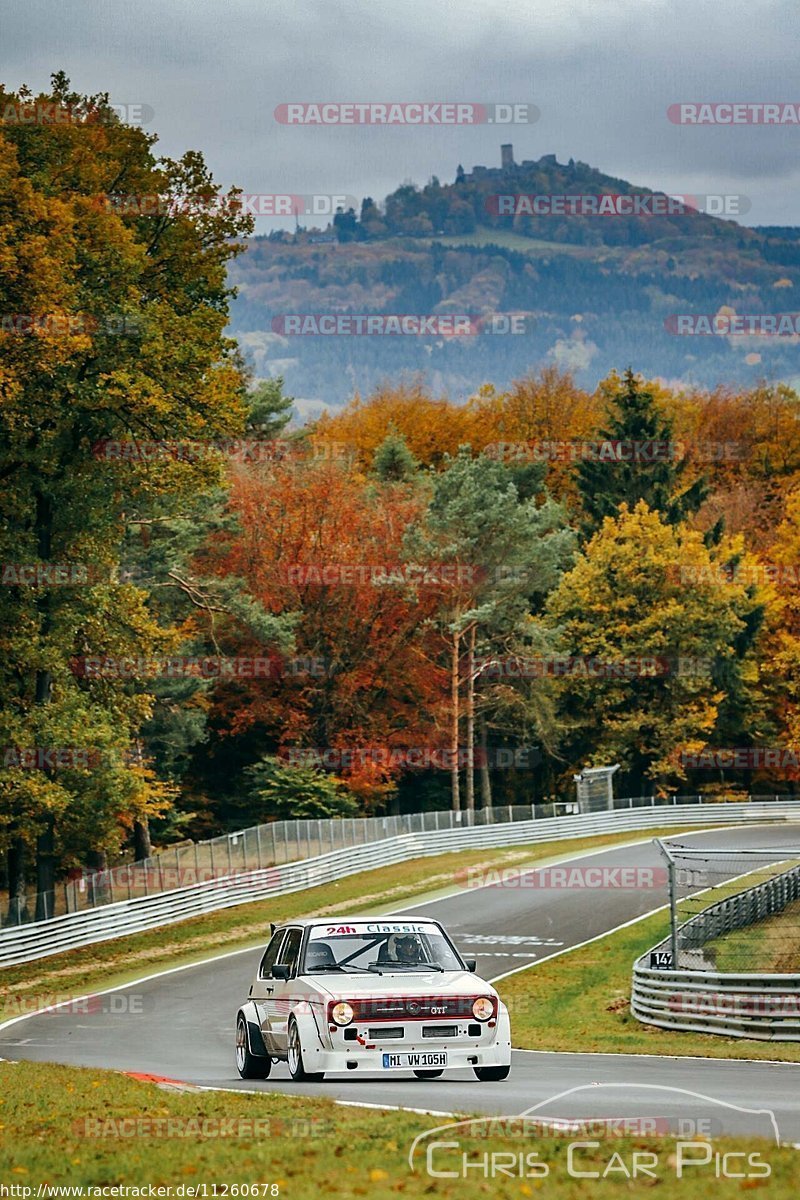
(303, 927), (464, 973)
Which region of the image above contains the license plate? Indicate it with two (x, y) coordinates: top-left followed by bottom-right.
(382, 1052), (448, 1069)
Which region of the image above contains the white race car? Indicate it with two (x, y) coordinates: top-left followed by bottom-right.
(236, 917), (512, 1082)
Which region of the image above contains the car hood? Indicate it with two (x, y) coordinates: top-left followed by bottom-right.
(300, 970), (496, 999)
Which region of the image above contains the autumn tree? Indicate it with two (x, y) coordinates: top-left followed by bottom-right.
(200, 454), (444, 810)
(546, 502), (765, 795)
(0, 73), (254, 916)
(312, 383), (477, 468)
(471, 367), (601, 501)
(116, 378), (297, 847)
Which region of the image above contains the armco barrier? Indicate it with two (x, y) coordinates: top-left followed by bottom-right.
(632, 861), (800, 1041)
(2, 800), (800, 968)
(680, 862), (800, 953)
(632, 961), (800, 1041)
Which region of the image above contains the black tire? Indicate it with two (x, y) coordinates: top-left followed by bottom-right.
(287, 1016), (324, 1082)
(236, 1013), (271, 1080)
(413, 1069), (444, 1080)
(473, 1064), (511, 1081)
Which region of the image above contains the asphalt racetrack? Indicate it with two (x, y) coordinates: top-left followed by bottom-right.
(2, 824), (800, 1141)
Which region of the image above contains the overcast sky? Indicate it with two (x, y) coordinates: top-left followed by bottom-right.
(2, 0), (798, 229)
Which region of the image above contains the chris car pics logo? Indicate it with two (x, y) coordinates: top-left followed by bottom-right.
(407, 1085), (778, 1181)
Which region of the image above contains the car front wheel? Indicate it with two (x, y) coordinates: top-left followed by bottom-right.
(474, 1065), (511, 1081)
(287, 1016), (324, 1082)
(236, 1014), (271, 1080)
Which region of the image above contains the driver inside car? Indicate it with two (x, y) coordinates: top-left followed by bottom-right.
(377, 933), (425, 965)
(396, 934), (423, 964)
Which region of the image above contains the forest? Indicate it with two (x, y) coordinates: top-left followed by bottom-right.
(4, 77), (800, 918)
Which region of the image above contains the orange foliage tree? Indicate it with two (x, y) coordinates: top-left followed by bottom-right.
(200, 456), (447, 803)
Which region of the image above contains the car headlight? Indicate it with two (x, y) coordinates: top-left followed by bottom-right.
(472, 996), (495, 1021)
(331, 1001), (354, 1026)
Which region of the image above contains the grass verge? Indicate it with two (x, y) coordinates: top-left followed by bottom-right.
(714, 897), (800, 973)
(0, 826), (709, 1016)
(498, 902), (800, 1063)
(0, 1060), (795, 1195)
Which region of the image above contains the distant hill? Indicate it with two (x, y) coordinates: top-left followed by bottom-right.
(228, 148), (800, 407)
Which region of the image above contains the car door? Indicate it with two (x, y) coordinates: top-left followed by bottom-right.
(268, 926), (304, 1054)
(250, 929), (286, 1049)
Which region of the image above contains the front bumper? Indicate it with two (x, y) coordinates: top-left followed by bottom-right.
(299, 1007), (512, 1074)
(303, 1039), (512, 1073)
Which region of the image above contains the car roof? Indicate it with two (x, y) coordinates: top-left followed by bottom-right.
(272, 917), (443, 928)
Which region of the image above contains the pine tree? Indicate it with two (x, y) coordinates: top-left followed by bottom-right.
(576, 369), (708, 538)
(373, 432), (419, 482)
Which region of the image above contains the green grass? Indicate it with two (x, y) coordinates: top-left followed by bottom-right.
(0, 1060), (796, 1195)
(3, 825), (799, 1192)
(0, 827), (710, 1018)
(714, 897), (800, 973)
(498, 901), (800, 1063)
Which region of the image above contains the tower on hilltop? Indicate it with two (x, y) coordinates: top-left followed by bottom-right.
(501, 143), (514, 169)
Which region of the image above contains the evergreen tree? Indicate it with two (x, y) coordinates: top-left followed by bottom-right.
(576, 369), (708, 538)
(405, 448), (573, 809)
(373, 431), (418, 482)
(245, 376), (295, 440)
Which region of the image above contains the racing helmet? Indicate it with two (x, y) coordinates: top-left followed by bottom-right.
(392, 933), (423, 963)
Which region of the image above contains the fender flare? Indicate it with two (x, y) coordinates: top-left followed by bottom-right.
(238, 1001), (269, 1058)
(495, 1000), (512, 1057)
(290, 999), (327, 1052)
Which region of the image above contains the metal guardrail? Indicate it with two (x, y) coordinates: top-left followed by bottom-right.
(4, 802), (577, 924)
(3, 792), (792, 925)
(679, 863), (800, 953)
(2, 799), (799, 968)
(632, 862), (800, 1041)
(631, 962), (800, 1041)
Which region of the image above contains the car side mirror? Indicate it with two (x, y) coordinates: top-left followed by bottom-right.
(465, 959), (477, 972)
(272, 963), (290, 980)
